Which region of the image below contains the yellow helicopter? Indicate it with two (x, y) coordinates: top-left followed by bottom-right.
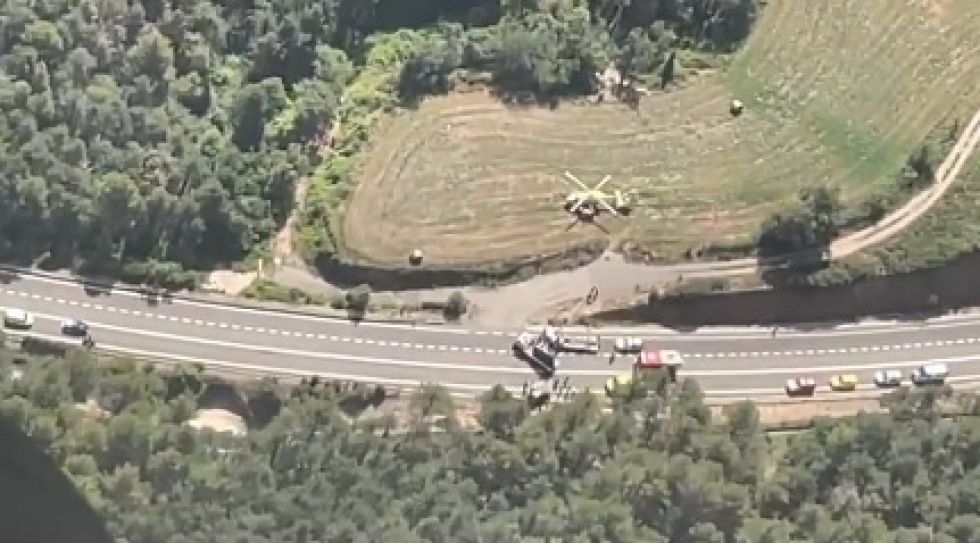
(561, 171), (633, 222)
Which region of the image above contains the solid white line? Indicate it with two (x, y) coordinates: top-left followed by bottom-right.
(16, 270), (980, 341)
(8, 330), (506, 393)
(8, 272), (478, 335)
(33, 309), (980, 378)
(26, 312), (533, 375)
(10, 329), (980, 400)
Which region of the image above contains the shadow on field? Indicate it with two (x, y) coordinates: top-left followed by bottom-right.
(315, 241), (606, 291)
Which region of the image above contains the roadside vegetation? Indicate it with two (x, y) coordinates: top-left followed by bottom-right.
(0, 0), (757, 288)
(758, 118), (980, 289)
(4, 341), (980, 541)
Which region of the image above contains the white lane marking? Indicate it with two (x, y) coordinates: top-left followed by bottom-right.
(42, 296), (52, 302)
(8, 284), (975, 356)
(10, 329), (980, 400)
(7, 271), (480, 336)
(25, 312), (530, 374)
(8, 330), (505, 392)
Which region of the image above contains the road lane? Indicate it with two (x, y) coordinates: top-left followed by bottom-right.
(0, 276), (518, 349)
(7, 268), (980, 397)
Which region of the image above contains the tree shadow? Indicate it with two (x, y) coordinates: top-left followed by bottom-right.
(489, 87), (560, 110)
(82, 284), (110, 298)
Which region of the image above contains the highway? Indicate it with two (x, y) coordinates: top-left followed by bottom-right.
(4, 268), (980, 399)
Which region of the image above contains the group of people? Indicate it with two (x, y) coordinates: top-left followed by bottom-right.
(521, 376), (577, 404)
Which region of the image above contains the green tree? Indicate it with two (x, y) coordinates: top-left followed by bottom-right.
(757, 186), (843, 257)
(444, 291), (468, 321)
(345, 283), (372, 314)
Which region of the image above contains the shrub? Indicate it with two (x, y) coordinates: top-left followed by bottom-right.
(444, 291), (468, 321)
(345, 284), (372, 313)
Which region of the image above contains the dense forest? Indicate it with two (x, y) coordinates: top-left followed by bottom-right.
(0, 0), (757, 285)
(2, 343), (980, 542)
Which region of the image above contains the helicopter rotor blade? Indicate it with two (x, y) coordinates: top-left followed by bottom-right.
(598, 198), (619, 216)
(568, 197), (587, 214)
(564, 171), (590, 192)
(594, 175), (612, 192)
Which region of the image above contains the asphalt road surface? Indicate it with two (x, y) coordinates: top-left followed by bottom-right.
(3, 269), (980, 399)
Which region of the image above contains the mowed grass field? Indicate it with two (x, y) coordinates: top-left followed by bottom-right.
(342, 0), (980, 267)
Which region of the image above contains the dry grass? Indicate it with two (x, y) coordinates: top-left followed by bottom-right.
(342, 0), (980, 267)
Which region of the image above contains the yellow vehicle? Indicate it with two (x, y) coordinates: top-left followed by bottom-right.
(829, 374), (859, 392)
(604, 373), (634, 397)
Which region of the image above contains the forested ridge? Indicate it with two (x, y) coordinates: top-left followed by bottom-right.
(0, 0), (757, 284)
(3, 344), (980, 542)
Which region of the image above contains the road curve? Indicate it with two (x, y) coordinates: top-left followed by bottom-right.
(4, 270), (980, 399)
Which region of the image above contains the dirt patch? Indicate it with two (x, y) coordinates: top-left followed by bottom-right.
(186, 408), (247, 436)
(202, 269), (257, 295)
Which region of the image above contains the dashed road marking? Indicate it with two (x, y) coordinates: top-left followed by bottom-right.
(14, 286), (980, 361)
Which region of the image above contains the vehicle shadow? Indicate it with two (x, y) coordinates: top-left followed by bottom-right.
(0, 269), (20, 285)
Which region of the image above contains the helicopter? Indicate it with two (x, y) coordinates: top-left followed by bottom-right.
(561, 171), (633, 230)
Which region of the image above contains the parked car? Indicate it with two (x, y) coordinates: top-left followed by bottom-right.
(910, 363), (949, 386)
(60, 319), (89, 337)
(829, 374), (859, 392)
(605, 373), (634, 397)
(613, 337), (644, 354)
(873, 369), (903, 388)
(3, 308), (34, 329)
(785, 377), (817, 397)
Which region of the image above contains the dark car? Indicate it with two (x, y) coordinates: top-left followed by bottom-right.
(60, 319), (89, 336)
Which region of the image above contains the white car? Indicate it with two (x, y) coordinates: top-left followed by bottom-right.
(613, 337), (644, 354)
(785, 377), (816, 397)
(873, 369), (903, 388)
(3, 308), (34, 329)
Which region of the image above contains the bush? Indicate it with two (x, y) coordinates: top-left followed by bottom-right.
(242, 279), (326, 305)
(345, 284), (372, 313)
(444, 291), (468, 321)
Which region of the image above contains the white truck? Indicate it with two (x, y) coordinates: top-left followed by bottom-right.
(910, 363), (948, 386)
(513, 332), (559, 376)
(557, 334), (601, 354)
(3, 308), (34, 329)
(613, 337), (644, 354)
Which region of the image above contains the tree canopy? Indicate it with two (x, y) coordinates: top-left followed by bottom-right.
(0, 0), (759, 284)
(3, 345), (980, 541)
